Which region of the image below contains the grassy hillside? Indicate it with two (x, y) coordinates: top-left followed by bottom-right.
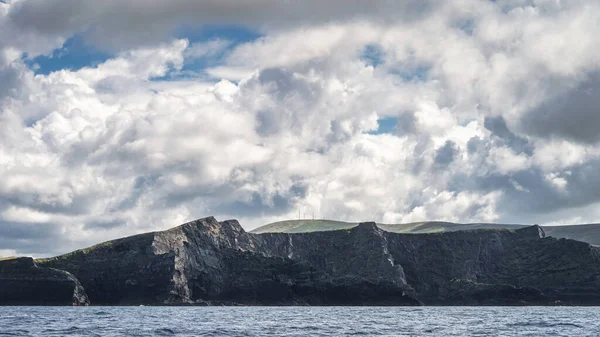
(251, 220), (600, 246)
(0, 256), (17, 262)
(251, 219), (357, 233)
(543, 224), (600, 246)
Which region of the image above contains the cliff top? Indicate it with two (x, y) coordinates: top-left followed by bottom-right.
(14, 216), (595, 263)
(250, 219), (525, 234)
(0, 257), (34, 268)
(251, 219), (600, 245)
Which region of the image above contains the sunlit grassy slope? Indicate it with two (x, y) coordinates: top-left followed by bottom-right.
(251, 220), (600, 246)
(250, 220), (358, 233)
(0, 256), (18, 262)
(250, 219), (525, 234)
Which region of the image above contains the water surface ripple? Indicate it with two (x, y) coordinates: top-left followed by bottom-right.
(0, 306), (598, 336)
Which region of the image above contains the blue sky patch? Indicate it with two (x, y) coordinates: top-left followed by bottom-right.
(389, 65), (429, 82)
(23, 24), (262, 79)
(158, 24), (262, 81)
(24, 34), (111, 75)
(457, 19), (474, 35)
(174, 24), (262, 45)
(370, 116), (398, 135)
(361, 44), (386, 68)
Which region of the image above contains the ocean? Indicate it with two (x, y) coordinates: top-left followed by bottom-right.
(0, 306), (598, 336)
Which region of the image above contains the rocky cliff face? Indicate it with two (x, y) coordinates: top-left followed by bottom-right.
(36, 217), (600, 306)
(0, 257), (89, 305)
(384, 226), (600, 304)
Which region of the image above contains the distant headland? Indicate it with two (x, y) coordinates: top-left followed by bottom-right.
(2, 217), (600, 306)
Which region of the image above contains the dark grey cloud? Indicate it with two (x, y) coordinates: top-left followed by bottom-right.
(410, 134), (432, 174)
(156, 186), (219, 210)
(519, 73), (600, 144)
(449, 157), (600, 222)
(484, 116), (533, 155)
(6, 0), (436, 51)
(0, 64), (23, 100)
(255, 109), (282, 136)
(395, 113), (417, 135)
(467, 136), (484, 154)
(83, 218), (124, 230)
(258, 68), (312, 100)
(563, 160), (600, 208)
(434, 140), (458, 166)
(212, 182), (308, 217)
(111, 176), (158, 212)
(0, 221), (64, 256)
(0, 193), (97, 216)
(0, 220), (57, 240)
(213, 192), (290, 217)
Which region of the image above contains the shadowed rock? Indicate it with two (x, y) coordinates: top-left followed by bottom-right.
(0, 257), (89, 306)
(515, 224), (546, 239)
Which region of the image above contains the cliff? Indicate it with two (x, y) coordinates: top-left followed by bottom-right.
(34, 217), (600, 306)
(0, 257), (89, 305)
(252, 219), (600, 247)
(38, 218), (418, 305)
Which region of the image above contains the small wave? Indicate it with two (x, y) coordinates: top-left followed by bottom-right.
(0, 330), (30, 336)
(93, 311), (112, 316)
(201, 328), (237, 336)
(508, 322), (584, 328)
(42, 326), (102, 337)
(423, 327), (442, 333)
(154, 328), (176, 336)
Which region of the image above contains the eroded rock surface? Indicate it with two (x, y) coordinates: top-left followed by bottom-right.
(37, 217), (600, 305)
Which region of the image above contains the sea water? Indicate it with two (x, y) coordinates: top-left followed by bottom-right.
(0, 306), (598, 336)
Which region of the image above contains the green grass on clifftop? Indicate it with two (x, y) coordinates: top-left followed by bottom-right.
(0, 256), (18, 262)
(251, 219), (357, 233)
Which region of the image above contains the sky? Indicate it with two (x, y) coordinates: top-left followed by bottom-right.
(2, 0), (600, 257)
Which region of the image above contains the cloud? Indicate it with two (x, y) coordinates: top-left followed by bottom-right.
(3, 0), (600, 256)
(434, 141), (458, 166)
(484, 116), (533, 155)
(205, 66), (254, 81)
(183, 39), (232, 60)
(519, 72), (600, 144)
(5, 0), (436, 51)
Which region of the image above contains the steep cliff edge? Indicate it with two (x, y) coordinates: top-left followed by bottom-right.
(39, 217), (418, 305)
(37, 217), (600, 306)
(385, 225), (600, 304)
(0, 257), (89, 305)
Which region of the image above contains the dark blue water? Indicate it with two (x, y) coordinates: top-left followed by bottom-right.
(0, 307), (598, 336)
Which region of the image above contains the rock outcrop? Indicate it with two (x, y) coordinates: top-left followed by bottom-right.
(34, 217), (600, 306)
(0, 257), (89, 305)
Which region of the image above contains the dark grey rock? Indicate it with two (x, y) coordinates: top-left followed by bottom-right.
(444, 279), (547, 305)
(515, 224), (546, 239)
(0, 257), (89, 305)
(35, 218), (600, 306)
